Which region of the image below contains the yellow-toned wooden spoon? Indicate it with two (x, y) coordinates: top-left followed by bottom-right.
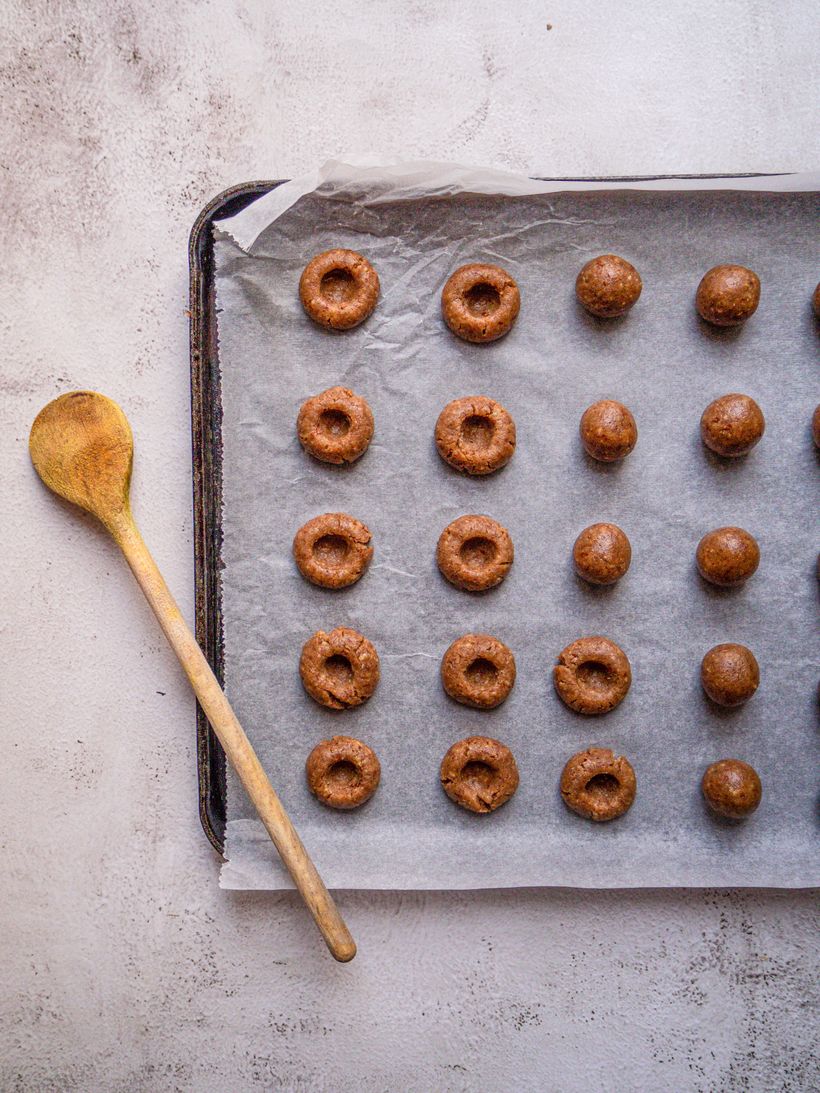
(30, 391), (356, 962)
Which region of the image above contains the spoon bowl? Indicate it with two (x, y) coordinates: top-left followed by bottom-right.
(29, 391), (133, 529)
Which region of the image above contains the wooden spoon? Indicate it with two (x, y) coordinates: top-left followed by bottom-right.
(30, 391), (356, 962)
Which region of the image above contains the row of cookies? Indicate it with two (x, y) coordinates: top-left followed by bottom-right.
(298, 385), (820, 470)
(298, 627), (759, 714)
(299, 247), (820, 339)
(294, 511), (764, 591)
(305, 732), (763, 823)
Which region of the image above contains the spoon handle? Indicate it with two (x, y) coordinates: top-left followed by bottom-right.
(109, 509), (356, 963)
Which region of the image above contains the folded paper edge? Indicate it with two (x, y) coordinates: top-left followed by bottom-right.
(214, 156), (820, 252)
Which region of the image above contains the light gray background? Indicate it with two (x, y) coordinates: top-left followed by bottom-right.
(1, 2), (818, 1090)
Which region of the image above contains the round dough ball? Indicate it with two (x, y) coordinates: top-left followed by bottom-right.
(435, 396), (516, 475)
(439, 736), (519, 813)
(696, 527), (760, 587)
(436, 514), (514, 592)
(701, 759), (762, 819)
(297, 386), (374, 464)
(812, 404), (820, 448)
(299, 249), (379, 330)
(441, 263), (520, 343)
(299, 627), (380, 709)
(440, 633), (516, 709)
(572, 523), (631, 585)
(700, 394), (765, 457)
(812, 282), (820, 318)
(305, 736), (381, 809)
(580, 400), (638, 462)
(696, 265), (760, 327)
(560, 748), (636, 822)
(701, 643), (760, 707)
(292, 513), (373, 589)
(575, 254), (642, 318)
(553, 636), (631, 715)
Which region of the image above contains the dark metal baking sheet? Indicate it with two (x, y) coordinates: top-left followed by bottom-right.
(187, 173), (794, 857)
(188, 180), (283, 853)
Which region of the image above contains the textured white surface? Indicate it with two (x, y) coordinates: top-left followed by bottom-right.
(1, 2), (818, 1090)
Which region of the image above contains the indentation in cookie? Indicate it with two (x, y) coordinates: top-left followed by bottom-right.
(460, 414), (495, 449)
(312, 534), (349, 565)
(327, 759), (361, 788)
(324, 654), (353, 684)
(459, 536), (497, 568)
(461, 759), (496, 790)
(585, 772), (620, 797)
(575, 660), (612, 691)
(464, 282), (500, 316)
(465, 657), (498, 686)
(320, 267), (356, 303)
(318, 408), (351, 437)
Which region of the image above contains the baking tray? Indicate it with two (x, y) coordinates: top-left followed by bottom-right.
(189, 180), (284, 853)
(188, 172), (801, 858)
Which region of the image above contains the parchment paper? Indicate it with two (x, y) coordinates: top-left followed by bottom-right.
(213, 161), (819, 890)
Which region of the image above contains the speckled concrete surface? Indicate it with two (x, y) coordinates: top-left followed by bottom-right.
(2, 2), (818, 1090)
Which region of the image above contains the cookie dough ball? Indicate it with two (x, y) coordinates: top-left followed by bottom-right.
(812, 283), (820, 318)
(299, 248), (379, 330)
(700, 393), (765, 457)
(293, 513), (373, 589)
(441, 634), (516, 709)
(701, 643), (759, 707)
(696, 527), (760, 587)
(441, 263), (520, 343)
(440, 736), (519, 813)
(696, 265), (760, 327)
(580, 400), (637, 462)
(701, 759), (762, 819)
(560, 748), (637, 822)
(299, 627), (380, 710)
(573, 523), (632, 585)
(306, 736), (381, 809)
(435, 396), (516, 475)
(297, 386), (374, 465)
(813, 404), (820, 448)
(436, 514), (514, 592)
(575, 254), (642, 318)
(553, 636), (632, 715)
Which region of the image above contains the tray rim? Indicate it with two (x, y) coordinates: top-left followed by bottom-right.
(187, 171), (796, 857)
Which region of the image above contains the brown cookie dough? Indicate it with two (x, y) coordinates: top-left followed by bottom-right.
(441, 263), (520, 343)
(813, 283), (820, 318)
(293, 513), (373, 589)
(813, 404), (820, 448)
(560, 748), (637, 822)
(573, 523), (632, 585)
(554, 636), (632, 715)
(701, 643), (760, 707)
(575, 254), (642, 318)
(297, 386), (374, 464)
(299, 627), (380, 710)
(436, 514), (514, 592)
(696, 264), (760, 327)
(700, 393), (765, 457)
(580, 400), (638, 462)
(441, 634), (516, 709)
(435, 396), (516, 475)
(701, 759), (762, 819)
(299, 248), (379, 330)
(306, 735), (381, 809)
(440, 736), (519, 813)
(696, 527), (760, 587)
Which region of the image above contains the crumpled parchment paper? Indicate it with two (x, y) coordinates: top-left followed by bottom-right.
(212, 161), (819, 890)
